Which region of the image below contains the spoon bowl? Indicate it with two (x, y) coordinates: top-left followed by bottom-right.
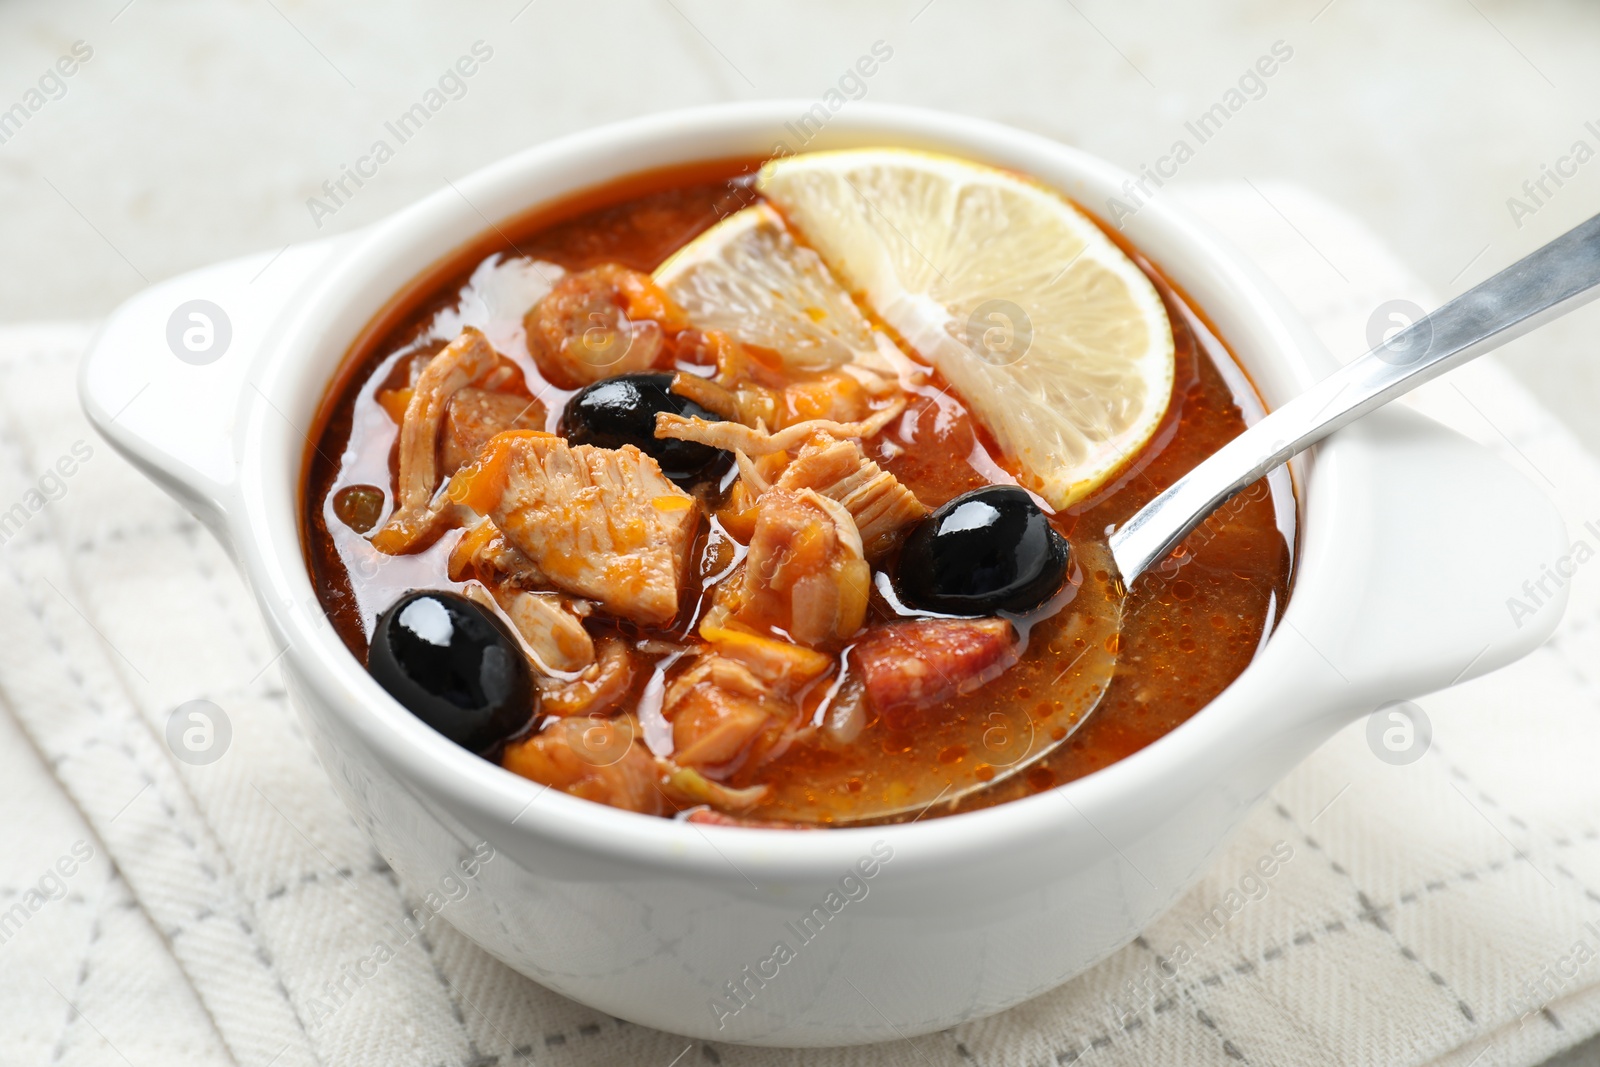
(761, 541), (1124, 825)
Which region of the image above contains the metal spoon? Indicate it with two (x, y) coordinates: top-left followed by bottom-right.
(1112, 211), (1600, 582)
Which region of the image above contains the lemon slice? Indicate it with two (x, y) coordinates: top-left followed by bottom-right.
(756, 148), (1174, 509)
(654, 202), (897, 375)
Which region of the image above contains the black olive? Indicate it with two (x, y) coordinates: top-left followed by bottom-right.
(368, 591), (533, 752)
(894, 485), (1070, 615)
(561, 372), (732, 486)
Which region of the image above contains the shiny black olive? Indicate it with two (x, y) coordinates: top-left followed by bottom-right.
(561, 372), (732, 486)
(894, 485), (1070, 615)
(368, 591), (533, 752)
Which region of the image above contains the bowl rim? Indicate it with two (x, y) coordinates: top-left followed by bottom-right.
(234, 101), (1337, 878)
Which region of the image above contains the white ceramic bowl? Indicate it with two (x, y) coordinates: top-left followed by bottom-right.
(79, 103), (1568, 1046)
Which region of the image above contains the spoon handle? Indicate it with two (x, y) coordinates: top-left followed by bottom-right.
(1110, 211), (1600, 583)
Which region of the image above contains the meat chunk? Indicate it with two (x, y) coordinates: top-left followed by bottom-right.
(852, 618), (1021, 726)
(539, 636), (636, 718)
(458, 582), (593, 675)
(775, 434), (928, 560)
(502, 717), (664, 815)
(494, 589), (595, 674)
(441, 387), (544, 474)
(662, 653), (792, 773)
(733, 488), (869, 648)
(651, 618), (835, 777)
(669, 677), (773, 769)
(452, 432), (699, 626)
(525, 264), (688, 389)
(372, 327), (502, 554)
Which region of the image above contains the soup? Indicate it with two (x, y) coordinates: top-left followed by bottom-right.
(303, 149), (1293, 827)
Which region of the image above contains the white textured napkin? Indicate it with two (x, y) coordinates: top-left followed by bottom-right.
(3, 184), (1600, 1067)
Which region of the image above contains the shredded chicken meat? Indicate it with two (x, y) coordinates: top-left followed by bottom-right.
(452, 432), (700, 626)
(457, 582), (593, 675)
(657, 620), (834, 780)
(728, 488), (870, 648)
(774, 434), (928, 560)
(371, 327), (501, 554)
(653, 398), (906, 459)
(662, 654), (785, 771)
(493, 589), (595, 674)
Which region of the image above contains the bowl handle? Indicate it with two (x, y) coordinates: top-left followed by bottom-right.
(79, 239), (344, 551)
(1287, 404), (1570, 712)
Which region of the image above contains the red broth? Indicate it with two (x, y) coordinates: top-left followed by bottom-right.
(303, 158), (1294, 825)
